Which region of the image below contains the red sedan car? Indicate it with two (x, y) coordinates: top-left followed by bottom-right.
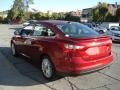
(11, 20), (113, 79)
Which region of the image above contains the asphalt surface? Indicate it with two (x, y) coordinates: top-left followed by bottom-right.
(0, 24), (120, 90)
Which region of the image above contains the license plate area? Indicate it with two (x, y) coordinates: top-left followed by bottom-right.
(81, 45), (110, 60)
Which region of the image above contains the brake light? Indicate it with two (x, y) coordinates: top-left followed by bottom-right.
(64, 44), (85, 50)
(57, 42), (85, 58)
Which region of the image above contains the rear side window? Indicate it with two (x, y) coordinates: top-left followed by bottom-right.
(57, 22), (99, 38)
(32, 25), (55, 36)
(32, 26), (44, 36)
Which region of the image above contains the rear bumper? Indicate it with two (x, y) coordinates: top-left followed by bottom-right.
(79, 61), (112, 74)
(71, 54), (113, 75)
(57, 54), (113, 75)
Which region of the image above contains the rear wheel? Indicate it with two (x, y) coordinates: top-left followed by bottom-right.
(41, 56), (55, 80)
(11, 43), (18, 56)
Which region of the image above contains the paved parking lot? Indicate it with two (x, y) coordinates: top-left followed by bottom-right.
(0, 24), (120, 90)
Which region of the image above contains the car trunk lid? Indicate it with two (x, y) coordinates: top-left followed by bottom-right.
(70, 36), (112, 60)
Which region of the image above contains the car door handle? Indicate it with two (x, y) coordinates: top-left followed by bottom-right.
(24, 39), (31, 45)
(31, 38), (36, 40)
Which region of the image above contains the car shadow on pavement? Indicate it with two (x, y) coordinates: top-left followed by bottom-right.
(0, 47), (61, 86)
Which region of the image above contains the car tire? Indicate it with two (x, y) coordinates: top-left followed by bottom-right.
(99, 30), (104, 34)
(41, 56), (55, 80)
(11, 43), (18, 57)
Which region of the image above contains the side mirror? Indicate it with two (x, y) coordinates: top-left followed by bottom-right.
(21, 34), (28, 37)
(14, 30), (20, 35)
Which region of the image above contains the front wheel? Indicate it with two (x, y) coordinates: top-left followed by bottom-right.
(11, 43), (18, 56)
(41, 56), (55, 80)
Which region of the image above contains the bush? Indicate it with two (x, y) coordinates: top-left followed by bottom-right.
(2, 18), (8, 24)
(0, 16), (3, 23)
(65, 14), (80, 22)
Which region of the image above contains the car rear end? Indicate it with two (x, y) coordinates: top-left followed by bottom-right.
(68, 36), (113, 75)
(55, 22), (113, 75)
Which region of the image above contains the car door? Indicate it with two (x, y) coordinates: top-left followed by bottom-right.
(23, 25), (44, 60)
(25, 24), (56, 61)
(14, 25), (34, 55)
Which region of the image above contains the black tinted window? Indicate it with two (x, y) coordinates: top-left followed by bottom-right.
(57, 22), (99, 38)
(20, 26), (34, 36)
(14, 28), (22, 35)
(20, 29), (33, 36)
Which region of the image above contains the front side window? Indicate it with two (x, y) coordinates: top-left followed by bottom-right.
(20, 26), (34, 36)
(57, 22), (99, 38)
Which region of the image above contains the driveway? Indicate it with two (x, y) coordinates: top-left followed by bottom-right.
(0, 24), (120, 90)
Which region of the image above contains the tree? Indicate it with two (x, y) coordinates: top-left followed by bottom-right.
(24, 0), (34, 19)
(7, 10), (15, 21)
(65, 13), (80, 22)
(57, 13), (64, 20)
(99, 6), (108, 21)
(92, 8), (99, 22)
(116, 8), (120, 22)
(51, 13), (59, 19)
(7, 0), (24, 22)
(92, 2), (110, 22)
(105, 12), (112, 22)
(32, 12), (65, 20)
(0, 16), (3, 23)
(7, 0), (34, 23)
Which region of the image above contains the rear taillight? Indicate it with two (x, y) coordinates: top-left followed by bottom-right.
(64, 44), (85, 50)
(57, 42), (85, 59)
(64, 44), (86, 58)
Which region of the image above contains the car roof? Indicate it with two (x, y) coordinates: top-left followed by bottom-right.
(36, 20), (74, 25)
(111, 26), (120, 28)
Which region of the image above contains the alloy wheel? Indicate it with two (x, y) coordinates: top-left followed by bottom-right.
(42, 58), (53, 79)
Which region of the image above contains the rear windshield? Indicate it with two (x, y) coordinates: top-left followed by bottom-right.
(56, 22), (99, 38)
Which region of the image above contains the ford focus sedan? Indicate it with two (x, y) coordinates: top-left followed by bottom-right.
(11, 20), (113, 80)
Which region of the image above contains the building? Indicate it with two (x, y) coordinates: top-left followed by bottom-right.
(98, 2), (120, 16)
(65, 10), (82, 17)
(82, 8), (92, 18)
(107, 2), (120, 16)
(81, 2), (120, 22)
(81, 8), (92, 22)
(71, 10), (82, 17)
